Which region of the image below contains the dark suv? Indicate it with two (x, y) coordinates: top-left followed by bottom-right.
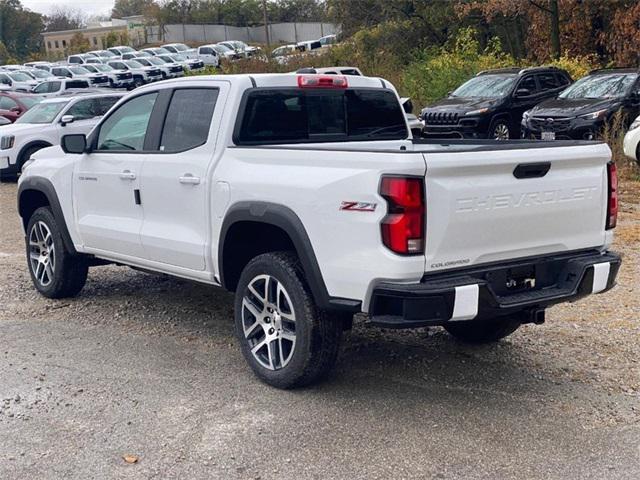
(420, 67), (572, 139)
(521, 68), (640, 140)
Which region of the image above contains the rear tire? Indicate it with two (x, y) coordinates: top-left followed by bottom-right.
(443, 316), (521, 344)
(234, 252), (342, 389)
(26, 207), (88, 299)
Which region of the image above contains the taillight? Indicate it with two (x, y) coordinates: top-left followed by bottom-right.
(380, 176), (425, 255)
(297, 75), (348, 89)
(606, 162), (618, 229)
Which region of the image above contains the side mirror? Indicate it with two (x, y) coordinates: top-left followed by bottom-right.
(515, 88), (531, 97)
(61, 134), (86, 154)
(60, 114), (74, 126)
(401, 98), (414, 114)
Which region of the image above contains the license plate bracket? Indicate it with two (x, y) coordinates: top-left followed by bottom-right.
(541, 131), (556, 141)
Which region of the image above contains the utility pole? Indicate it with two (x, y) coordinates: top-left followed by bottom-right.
(262, 0), (270, 49)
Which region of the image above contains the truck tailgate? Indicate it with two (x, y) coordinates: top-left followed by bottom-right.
(423, 143), (610, 273)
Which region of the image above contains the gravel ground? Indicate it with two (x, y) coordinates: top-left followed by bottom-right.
(0, 180), (639, 480)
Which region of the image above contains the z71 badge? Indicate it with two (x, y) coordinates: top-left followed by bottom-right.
(339, 201), (377, 212)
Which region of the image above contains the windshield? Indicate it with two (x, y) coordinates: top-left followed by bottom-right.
(119, 46), (135, 53)
(125, 61), (143, 69)
(8, 72), (32, 82)
(171, 54), (188, 61)
(559, 73), (638, 99)
(214, 45), (232, 53)
(69, 67), (89, 75)
(93, 65), (113, 72)
(16, 101), (67, 124)
(172, 44), (188, 51)
(135, 59), (151, 66)
(147, 57), (165, 65)
(24, 70), (49, 79)
(95, 50), (115, 57)
(451, 74), (517, 98)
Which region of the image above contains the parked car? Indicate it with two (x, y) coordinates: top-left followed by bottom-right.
(271, 44), (298, 64)
(24, 62), (56, 72)
(522, 68), (640, 140)
(0, 92), (42, 123)
(21, 68), (55, 82)
(296, 40), (322, 53)
(156, 54), (205, 72)
(16, 73), (620, 389)
(140, 47), (171, 57)
(31, 79), (92, 97)
(0, 64), (25, 71)
(67, 54), (97, 65)
(420, 66), (572, 140)
(161, 43), (198, 59)
(86, 50), (118, 60)
(50, 65), (110, 89)
(0, 92), (123, 180)
(132, 56), (184, 79)
(107, 60), (163, 87)
(623, 114), (640, 165)
(107, 46), (136, 57)
(318, 34), (337, 47)
(218, 41), (260, 57)
(0, 71), (40, 92)
(81, 64), (135, 89)
(196, 44), (221, 67)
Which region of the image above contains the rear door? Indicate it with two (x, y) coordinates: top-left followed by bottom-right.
(421, 143), (610, 273)
(138, 84), (225, 271)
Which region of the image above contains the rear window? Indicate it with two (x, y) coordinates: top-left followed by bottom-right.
(236, 88), (407, 145)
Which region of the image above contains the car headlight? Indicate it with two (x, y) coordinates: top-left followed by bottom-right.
(465, 108), (489, 116)
(0, 135), (14, 150)
(629, 117), (640, 131)
(579, 109), (608, 120)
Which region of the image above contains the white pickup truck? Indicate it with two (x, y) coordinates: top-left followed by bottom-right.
(17, 73), (621, 388)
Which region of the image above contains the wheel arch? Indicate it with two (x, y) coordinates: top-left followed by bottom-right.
(17, 140), (53, 168)
(17, 176), (78, 255)
(219, 201), (360, 312)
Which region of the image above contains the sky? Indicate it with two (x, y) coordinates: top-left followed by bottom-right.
(22, 0), (115, 17)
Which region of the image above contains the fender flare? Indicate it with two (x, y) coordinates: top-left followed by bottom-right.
(17, 175), (78, 255)
(219, 201), (360, 312)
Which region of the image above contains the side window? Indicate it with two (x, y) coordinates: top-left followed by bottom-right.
(0, 96), (18, 110)
(49, 81), (62, 93)
(200, 47), (213, 55)
(517, 76), (537, 95)
(537, 73), (560, 91)
(160, 88), (218, 152)
(93, 96), (120, 116)
(0, 74), (11, 85)
(67, 80), (88, 89)
(96, 92), (158, 151)
(66, 99), (95, 120)
(33, 83), (49, 94)
(556, 73), (571, 87)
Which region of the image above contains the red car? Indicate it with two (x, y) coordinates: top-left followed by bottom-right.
(0, 92), (41, 123)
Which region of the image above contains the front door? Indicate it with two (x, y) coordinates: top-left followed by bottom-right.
(139, 85), (223, 271)
(74, 92), (160, 259)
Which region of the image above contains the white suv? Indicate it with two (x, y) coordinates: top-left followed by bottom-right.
(0, 92), (123, 180)
(107, 60), (163, 87)
(50, 65), (110, 89)
(0, 71), (39, 92)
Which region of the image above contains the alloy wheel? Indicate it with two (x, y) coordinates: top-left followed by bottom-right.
(241, 274), (296, 370)
(29, 221), (55, 287)
(492, 123), (510, 140)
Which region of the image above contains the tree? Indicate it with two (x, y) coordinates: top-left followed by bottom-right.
(112, 0), (155, 18)
(0, 0), (44, 61)
(68, 32), (91, 53)
(44, 6), (86, 32)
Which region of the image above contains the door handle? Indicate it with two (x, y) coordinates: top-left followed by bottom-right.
(179, 174), (201, 185)
(120, 170), (136, 180)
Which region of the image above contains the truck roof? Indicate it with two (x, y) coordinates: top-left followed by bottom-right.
(146, 73), (393, 90)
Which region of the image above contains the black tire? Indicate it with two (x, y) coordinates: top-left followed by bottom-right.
(234, 251), (342, 389)
(133, 76), (144, 88)
(443, 316), (521, 344)
(26, 207), (88, 299)
(489, 119), (512, 140)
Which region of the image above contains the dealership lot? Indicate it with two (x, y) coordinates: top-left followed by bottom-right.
(0, 180), (639, 479)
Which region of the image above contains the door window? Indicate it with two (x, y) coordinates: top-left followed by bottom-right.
(537, 73), (560, 91)
(66, 99), (96, 120)
(516, 76), (538, 95)
(200, 47), (213, 55)
(0, 74), (11, 85)
(97, 93), (158, 151)
(160, 89), (218, 152)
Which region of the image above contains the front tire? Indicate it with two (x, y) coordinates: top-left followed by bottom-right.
(26, 207), (88, 299)
(443, 316), (521, 344)
(489, 119), (511, 140)
(234, 252), (342, 389)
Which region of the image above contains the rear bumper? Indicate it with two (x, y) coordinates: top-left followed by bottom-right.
(369, 250), (620, 328)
